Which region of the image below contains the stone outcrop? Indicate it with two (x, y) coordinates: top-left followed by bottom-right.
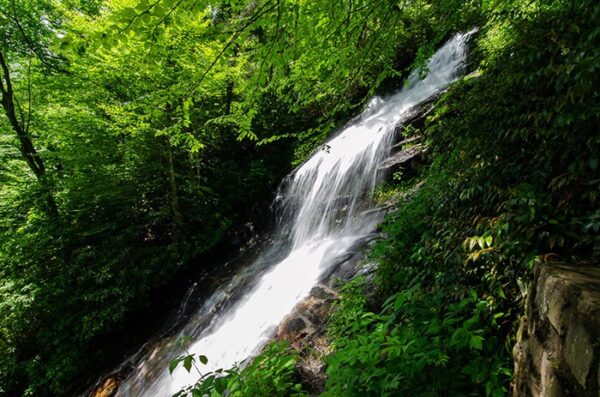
(377, 142), (425, 173)
(278, 285), (338, 345)
(512, 263), (600, 397)
(275, 247), (379, 394)
(277, 285), (339, 392)
(376, 93), (437, 178)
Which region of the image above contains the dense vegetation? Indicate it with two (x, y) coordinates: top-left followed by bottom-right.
(320, 0), (599, 395)
(323, 0), (598, 395)
(0, 0), (598, 395)
(173, 0), (599, 396)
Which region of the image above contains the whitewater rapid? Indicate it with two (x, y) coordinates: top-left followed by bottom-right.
(113, 30), (474, 396)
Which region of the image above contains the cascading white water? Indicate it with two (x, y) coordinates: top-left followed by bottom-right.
(114, 31), (474, 397)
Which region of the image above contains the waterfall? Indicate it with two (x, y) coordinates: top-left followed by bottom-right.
(113, 30), (474, 397)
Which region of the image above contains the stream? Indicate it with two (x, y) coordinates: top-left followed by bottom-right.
(106, 30), (474, 397)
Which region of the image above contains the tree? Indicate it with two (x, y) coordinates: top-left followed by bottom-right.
(0, 0), (63, 216)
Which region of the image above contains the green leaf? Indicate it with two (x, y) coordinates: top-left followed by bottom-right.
(214, 376), (227, 394)
(169, 357), (182, 374)
(183, 355), (193, 372)
(484, 235), (493, 247)
(191, 389), (203, 397)
(469, 335), (484, 350)
(589, 156), (598, 171)
(477, 237), (485, 249)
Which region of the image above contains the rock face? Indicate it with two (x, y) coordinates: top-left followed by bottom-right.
(277, 285), (339, 393)
(512, 263), (600, 397)
(278, 285), (338, 344)
(274, 244), (380, 394)
(374, 91), (441, 178)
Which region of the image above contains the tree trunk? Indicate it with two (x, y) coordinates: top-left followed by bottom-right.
(224, 80), (234, 115)
(166, 142), (183, 226)
(0, 50), (57, 217)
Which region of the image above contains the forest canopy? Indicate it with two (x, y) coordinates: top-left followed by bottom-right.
(1, 0), (598, 396)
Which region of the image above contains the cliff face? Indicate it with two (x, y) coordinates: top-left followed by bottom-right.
(513, 264), (600, 397)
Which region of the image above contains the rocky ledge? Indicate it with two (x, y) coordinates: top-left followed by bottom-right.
(277, 284), (338, 393)
(512, 263), (600, 397)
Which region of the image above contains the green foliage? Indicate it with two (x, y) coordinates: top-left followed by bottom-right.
(171, 342), (307, 397)
(1, 0), (598, 395)
(324, 286), (510, 396)
(0, 0), (489, 390)
(326, 276), (369, 342)
(321, 1), (599, 396)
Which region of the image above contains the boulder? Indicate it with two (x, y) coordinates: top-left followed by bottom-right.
(276, 284), (340, 393)
(512, 263), (600, 397)
(277, 285), (338, 346)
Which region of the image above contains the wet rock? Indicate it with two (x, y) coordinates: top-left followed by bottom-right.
(282, 316), (308, 337)
(275, 284), (341, 393)
(392, 94), (440, 136)
(278, 285), (338, 344)
(275, 242), (382, 394)
(377, 144), (425, 173)
(310, 285), (337, 301)
(90, 377), (118, 397)
(390, 135), (421, 151)
(295, 332), (332, 393)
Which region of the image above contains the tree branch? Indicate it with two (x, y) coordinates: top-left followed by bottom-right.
(117, 0), (162, 33)
(187, 0), (277, 97)
(253, 0), (281, 93)
(0, 49), (58, 216)
(150, 0), (187, 38)
(0, 51), (43, 177)
(26, 58), (32, 134)
(5, 0), (68, 74)
(348, 3), (395, 83)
